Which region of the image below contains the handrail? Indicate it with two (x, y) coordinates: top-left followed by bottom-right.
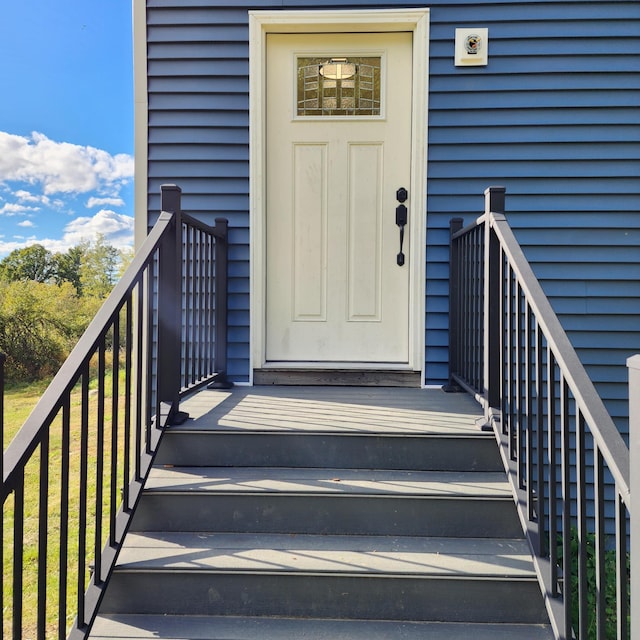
(1, 185), (230, 639)
(448, 187), (631, 640)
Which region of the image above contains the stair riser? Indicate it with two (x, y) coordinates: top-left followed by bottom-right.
(101, 572), (548, 624)
(155, 433), (503, 472)
(131, 494), (522, 537)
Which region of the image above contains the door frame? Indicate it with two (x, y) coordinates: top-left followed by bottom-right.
(249, 8), (430, 383)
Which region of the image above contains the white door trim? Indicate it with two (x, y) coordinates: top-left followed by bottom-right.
(249, 8), (430, 383)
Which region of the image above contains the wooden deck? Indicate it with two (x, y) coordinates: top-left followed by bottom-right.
(175, 384), (486, 435)
(91, 384), (554, 639)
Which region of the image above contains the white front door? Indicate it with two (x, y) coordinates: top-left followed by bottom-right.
(265, 31), (413, 366)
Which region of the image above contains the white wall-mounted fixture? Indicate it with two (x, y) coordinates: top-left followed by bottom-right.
(455, 28), (488, 66)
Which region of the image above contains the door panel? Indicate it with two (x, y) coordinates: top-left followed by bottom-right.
(348, 143), (382, 321)
(292, 143), (328, 321)
(266, 32), (412, 364)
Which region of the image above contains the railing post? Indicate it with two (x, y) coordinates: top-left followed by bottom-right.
(157, 184), (185, 424)
(444, 217), (464, 392)
(628, 354), (640, 640)
(484, 186), (505, 417)
(208, 218), (233, 389)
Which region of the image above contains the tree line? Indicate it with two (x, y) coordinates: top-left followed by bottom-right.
(0, 238), (133, 382)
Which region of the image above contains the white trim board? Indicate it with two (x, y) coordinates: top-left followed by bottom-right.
(133, 0), (149, 250)
(249, 8), (430, 384)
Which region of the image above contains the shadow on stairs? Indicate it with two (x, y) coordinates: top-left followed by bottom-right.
(90, 386), (553, 639)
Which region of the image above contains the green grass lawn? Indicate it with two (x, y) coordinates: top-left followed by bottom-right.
(3, 380), (49, 444)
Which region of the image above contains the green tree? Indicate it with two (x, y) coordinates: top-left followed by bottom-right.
(0, 280), (100, 382)
(0, 244), (54, 283)
(0, 281), (64, 380)
(118, 246), (135, 279)
(52, 245), (86, 295)
(80, 236), (121, 298)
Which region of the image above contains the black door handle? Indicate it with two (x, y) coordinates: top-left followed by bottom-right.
(396, 187), (408, 266)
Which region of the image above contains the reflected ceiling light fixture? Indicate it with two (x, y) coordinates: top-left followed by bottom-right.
(319, 58), (356, 80)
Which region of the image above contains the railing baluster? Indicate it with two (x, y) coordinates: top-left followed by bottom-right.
(95, 339), (106, 584)
(507, 265), (515, 459)
(135, 275), (145, 482)
(516, 280), (524, 487)
(123, 295), (133, 511)
(534, 321), (545, 555)
(77, 367), (90, 629)
(147, 256), (156, 439)
(59, 397), (71, 640)
(499, 247), (507, 436)
(13, 469), (25, 640)
(110, 312), (120, 546)
(547, 345), (559, 596)
(560, 370), (573, 640)
(525, 302), (534, 520)
(459, 233), (468, 377)
(576, 410), (588, 640)
(37, 432), (50, 640)
(593, 445), (606, 639)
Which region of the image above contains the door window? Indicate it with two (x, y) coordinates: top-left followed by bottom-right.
(296, 56), (381, 117)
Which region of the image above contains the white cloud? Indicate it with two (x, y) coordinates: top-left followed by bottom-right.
(86, 196), (125, 209)
(60, 209), (134, 249)
(0, 239), (37, 255)
(17, 220), (35, 228)
(0, 131), (134, 196)
(0, 202), (39, 216)
(0, 210), (134, 257)
(14, 189), (51, 206)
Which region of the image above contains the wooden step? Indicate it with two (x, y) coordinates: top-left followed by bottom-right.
(130, 467), (522, 537)
(91, 614), (555, 639)
(156, 431), (502, 471)
(114, 532), (536, 576)
(100, 533), (547, 623)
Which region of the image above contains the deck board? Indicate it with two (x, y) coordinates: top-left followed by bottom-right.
(175, 386), (486, 435)
(116, 532), (536, 577)
(145, 467), (511, 497)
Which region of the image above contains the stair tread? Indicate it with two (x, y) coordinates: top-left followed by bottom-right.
(115, 532), (537, 578)
(91, 614), (555, 639)
(176, 387), (486, 435)
(93, 388), (551, 631)
(146, 467), (512, 497)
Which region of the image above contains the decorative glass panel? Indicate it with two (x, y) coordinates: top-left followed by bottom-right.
(297, 57), (381, 117)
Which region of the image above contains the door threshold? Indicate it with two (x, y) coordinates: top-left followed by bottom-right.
(253, 368), (422, 387)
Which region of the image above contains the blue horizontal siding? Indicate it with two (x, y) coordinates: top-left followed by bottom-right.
(425, 0), (639, 436)
(145, 0), (640, 419)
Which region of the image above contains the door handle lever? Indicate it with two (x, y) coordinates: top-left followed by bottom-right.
(395, 188), (408, 266)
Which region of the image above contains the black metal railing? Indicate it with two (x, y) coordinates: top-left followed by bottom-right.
(2, 184), (229, 639)
(448, 187), (631, 640)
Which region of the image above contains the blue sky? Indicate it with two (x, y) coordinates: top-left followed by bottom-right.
(0, 1), (134, 258)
